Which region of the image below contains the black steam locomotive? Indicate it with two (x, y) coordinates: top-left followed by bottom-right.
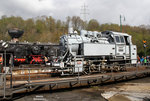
(0, 29), (59, 66)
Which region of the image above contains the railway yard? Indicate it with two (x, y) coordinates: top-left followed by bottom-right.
(1, 0), (150, 100)
(0, 28), (149, 101)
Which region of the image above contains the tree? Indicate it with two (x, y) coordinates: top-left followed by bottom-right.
(0, 15), (150, 55)
(46, 16), (56, 32)
(71, 16), (84, 31)
(87, 19), (99, 31)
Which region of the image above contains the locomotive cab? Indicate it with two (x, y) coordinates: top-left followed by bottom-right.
(112, 32), (137, 64)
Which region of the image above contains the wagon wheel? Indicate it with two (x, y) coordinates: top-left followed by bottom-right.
(113, 66), (120, 72)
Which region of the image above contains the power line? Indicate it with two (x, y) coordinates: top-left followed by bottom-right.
(80, 3), (89, 22)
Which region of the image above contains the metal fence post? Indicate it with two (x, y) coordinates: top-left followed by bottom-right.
(78, 64), (79, 81)
(29, 68), (31, 84)
(3, 49), (7, 98)
(3, 73), (6, 99)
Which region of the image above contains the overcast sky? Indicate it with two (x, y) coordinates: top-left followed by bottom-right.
(0, 0), (150, 26)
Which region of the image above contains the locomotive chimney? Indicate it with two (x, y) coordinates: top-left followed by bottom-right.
(8, 28), (24, 42)
(68, 22), (74, 34)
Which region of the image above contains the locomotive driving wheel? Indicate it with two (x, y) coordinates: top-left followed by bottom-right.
(113, 65), (120, 72)
(89, 64), (97, 72)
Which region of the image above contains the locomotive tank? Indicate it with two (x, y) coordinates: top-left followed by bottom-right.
(60, 30), (111, 57)
(60, 30), (109, 56)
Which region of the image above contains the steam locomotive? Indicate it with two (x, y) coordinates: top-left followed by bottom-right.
(0, 29), (60, 66)
(0, 27), (137, 74)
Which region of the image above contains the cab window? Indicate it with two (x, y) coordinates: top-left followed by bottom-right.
(120, 36), (125, 43)
(115, 36), (120, 43)
(124, 36), (130, 45)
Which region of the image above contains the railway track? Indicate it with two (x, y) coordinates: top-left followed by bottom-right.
(0, 66), (150, 100)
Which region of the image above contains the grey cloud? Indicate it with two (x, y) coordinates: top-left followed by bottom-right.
(0, 0), (150, 26)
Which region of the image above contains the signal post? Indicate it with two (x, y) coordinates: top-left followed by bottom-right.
(143, 40), (147, 57)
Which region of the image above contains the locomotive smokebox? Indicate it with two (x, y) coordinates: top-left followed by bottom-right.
(8, 28), (24, 42)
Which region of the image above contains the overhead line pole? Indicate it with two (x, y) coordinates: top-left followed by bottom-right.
(120, 15), (122, 32)
(120, 15), (125, 32)
(80, 3), (89, 29)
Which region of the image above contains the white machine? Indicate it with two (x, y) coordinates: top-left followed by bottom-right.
(59, 28), (137, 73)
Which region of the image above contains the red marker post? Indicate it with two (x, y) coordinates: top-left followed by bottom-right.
(143, 40), (147, 56)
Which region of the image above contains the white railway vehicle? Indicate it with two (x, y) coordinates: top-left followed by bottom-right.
(59, 28), (137, 73)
